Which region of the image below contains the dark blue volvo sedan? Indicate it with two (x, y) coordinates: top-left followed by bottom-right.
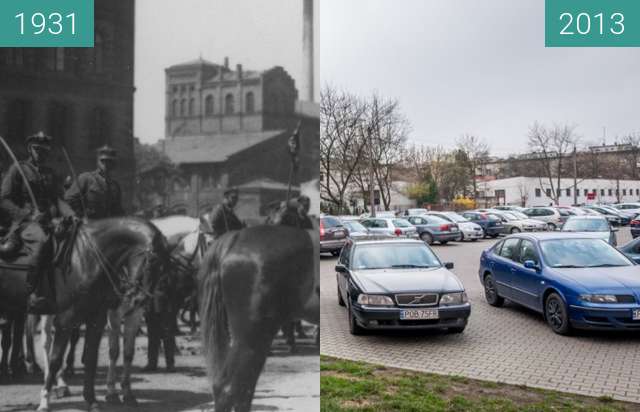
(479, 232), (639, 334)
(336, 238), (470, 335)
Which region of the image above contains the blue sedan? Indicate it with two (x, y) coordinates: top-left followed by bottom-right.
(479, 232), (639, 334)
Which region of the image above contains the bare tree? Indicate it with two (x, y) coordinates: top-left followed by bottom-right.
(319, 86), (368, 213)
(527, 122), (580, 205)
(456, 134), (490, 200)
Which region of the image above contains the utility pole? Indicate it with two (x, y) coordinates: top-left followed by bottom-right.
(573, 145), (578, 206)
(366, 126), (376, 217)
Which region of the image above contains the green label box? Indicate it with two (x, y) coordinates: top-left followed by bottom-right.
(546, 0), (640, 47)
(0, 0), (94, 47)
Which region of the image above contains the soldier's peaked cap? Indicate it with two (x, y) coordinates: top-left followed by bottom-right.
(97, 145), (117, 160)
(224, 187), (239, 196)
(25, 131), (52, 148)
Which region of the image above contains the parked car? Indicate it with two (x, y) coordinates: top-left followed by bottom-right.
(479, 233), (638, 334)
(360, 217), (419, 239)
(521, 207), (564, 230)
(426, 211), (484, 241)
(613, 203), (640, 217)
(618, 237), (640, 264)
(320, 215), (348, 256)
(405, 214), (460, 245)
(341, 219), (372, 240)
(507, 210), (549, 231)
(631, 216), (640, 238)
(336, 238), (470, 334)
(561, 215), (617, 246)
(461, 211), (503, 238)
(493, 205), (525, 212)
(360, 211), (397, 219)
(597, 204), (635, 221)
(583, 205), (626, 226)
(405, 208), (430, 216)
(488, 210), (546, 234)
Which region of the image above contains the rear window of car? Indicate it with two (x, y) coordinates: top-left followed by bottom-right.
(392, 219), (411, 228)
(322, 216), (342, 228)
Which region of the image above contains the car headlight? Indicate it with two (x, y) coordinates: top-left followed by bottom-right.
(357, 294), (394, 306)
(579, 294), (618, 303)
(439, 292), (468, 306)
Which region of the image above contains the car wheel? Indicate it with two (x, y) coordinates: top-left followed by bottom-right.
(347, 300), (364, 335)
(547, 223), (557, 231)
(483, 274), (504, 307)
(337, 278), (345, 307)
(544, 293), (571, 335)
(440, 240), (448, 245)
(510, 227), (521, 234)
(448, 326), (465, 334)
(420, 232), (434, 245)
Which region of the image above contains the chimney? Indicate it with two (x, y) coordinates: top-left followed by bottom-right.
(236, 63), (242, 79)
(302, 0), (314, 102)
(224, 56), (229, 69)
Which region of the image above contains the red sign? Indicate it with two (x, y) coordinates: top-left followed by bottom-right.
(586, 192), (596, 200)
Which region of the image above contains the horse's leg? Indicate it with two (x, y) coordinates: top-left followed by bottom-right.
(25, 314), (42, 374)
(105, 308), (122, 404)
(63, 327), (80, 377)
(0, 322), (10, 377)
(10, 313), (26, 378)
(282, 322), (296, 353)
(121, 307), (143, 406)
(38, 322), (70, 412)
(83, 311), (108, 412)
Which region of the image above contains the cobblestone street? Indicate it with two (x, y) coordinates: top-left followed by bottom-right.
(320, 229), (640, 403)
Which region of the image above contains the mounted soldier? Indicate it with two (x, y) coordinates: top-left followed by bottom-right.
(208, 187), (244, 238)
(64, 145), (124, 220)
(0, 131), (62, 314)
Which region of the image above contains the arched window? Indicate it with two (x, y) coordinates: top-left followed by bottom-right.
(245, 92), (255, 113)
(180, 99), (186, 116)
(205, 95), (214, 116)
(172, 100), (178, 117)
(7, 99), (30, 142)
(188, 98), (194, 116)
(89, 107), (109, 149)
(48, 102), (69, 145)
(225, 93), (235, 114)
(93, 32), (104, 73)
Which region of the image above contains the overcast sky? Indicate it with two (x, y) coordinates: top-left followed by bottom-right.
(134, 0), (318, 143)
(320, 0), (640, 156)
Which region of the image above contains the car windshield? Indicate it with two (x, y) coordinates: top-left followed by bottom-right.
(393, 219), (412, 228)
(443, 213), (468, 223)
(502, 212), (520, 220)
(510, 211), (529, 219)
(352, 244), (442, 270)
(562, 219), (609, 232)
(344, 221), (367, 232)
(540, 239), (631, 268)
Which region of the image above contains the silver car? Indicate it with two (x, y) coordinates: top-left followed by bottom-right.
(522, 207), (564, 230)
(426, 211), (484, 241)
(561, 215), (618, 246)
(360, 217), (419, 239)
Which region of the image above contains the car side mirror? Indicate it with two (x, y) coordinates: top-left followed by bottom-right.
(523, 260), (540, 271)
(444, 262), (454, 270)
(335, 264), (348, 273)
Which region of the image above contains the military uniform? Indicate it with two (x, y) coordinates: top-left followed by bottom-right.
(209, 190), (243, 238)
(0, 132), (60, 313)
(279, 206), (314, 229)
(64, 146), (124, 220)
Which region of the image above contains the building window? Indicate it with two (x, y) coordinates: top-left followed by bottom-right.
(205, 95), (214, 116)
(172, 100), (178, 117)
(89, 107), (109, 150)
(545, 188), (551, 198)
(188, 98), (194, 116)
(636, 189), (639, 196)
(180, 99), (186, 116)
(566, 188), (571, 197)
(48, 102), (69, 146)
(190, 85), (195, 92)
(245, 91), (255, 113)
(583, 189), (588, 196)
(173, 86), (178, 93)
(7, 99), (30, 143)
(535, 188), (541, 197)
(608, 189), (612, 196)
(601, 189), (605, 196)
(623, 189), (627, 196)
(225, 93), (235, 114)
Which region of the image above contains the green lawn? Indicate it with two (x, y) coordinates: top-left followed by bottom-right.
(321, 356), (634, 412)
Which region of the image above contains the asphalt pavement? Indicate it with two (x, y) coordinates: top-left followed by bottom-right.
(320, 228), (640, 403)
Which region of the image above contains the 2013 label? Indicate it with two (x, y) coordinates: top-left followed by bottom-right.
(559, 12), (624, 35)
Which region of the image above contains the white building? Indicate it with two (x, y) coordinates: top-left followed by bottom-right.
(481, 176), (640, 207)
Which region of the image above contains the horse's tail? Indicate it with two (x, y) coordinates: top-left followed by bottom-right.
(198, 233), (235, 382)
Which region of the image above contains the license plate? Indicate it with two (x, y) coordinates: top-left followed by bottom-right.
(451, 227), (458, 232)
(400, 308), (439, 320)
(633, 309), (640, 320)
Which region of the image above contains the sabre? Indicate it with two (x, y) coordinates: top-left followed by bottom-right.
(61, 145), (88, 220)
(0, 135), (39, 214)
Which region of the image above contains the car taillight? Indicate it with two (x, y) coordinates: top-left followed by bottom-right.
(320, 221), (325, 238)
(439, 224), (449, 231)
(480, 213), (487, 219)
(632, 219), (640, 225)
(394, 228), (402, 236)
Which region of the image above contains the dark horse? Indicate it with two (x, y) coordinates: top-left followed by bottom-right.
(199, 225), (319, 412)
(0, 217), (167, 412)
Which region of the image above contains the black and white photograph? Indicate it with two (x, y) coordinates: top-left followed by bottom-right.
(0, 1), (319, 411)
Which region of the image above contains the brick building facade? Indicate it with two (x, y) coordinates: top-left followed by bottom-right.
(0, 1), (135, 208)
